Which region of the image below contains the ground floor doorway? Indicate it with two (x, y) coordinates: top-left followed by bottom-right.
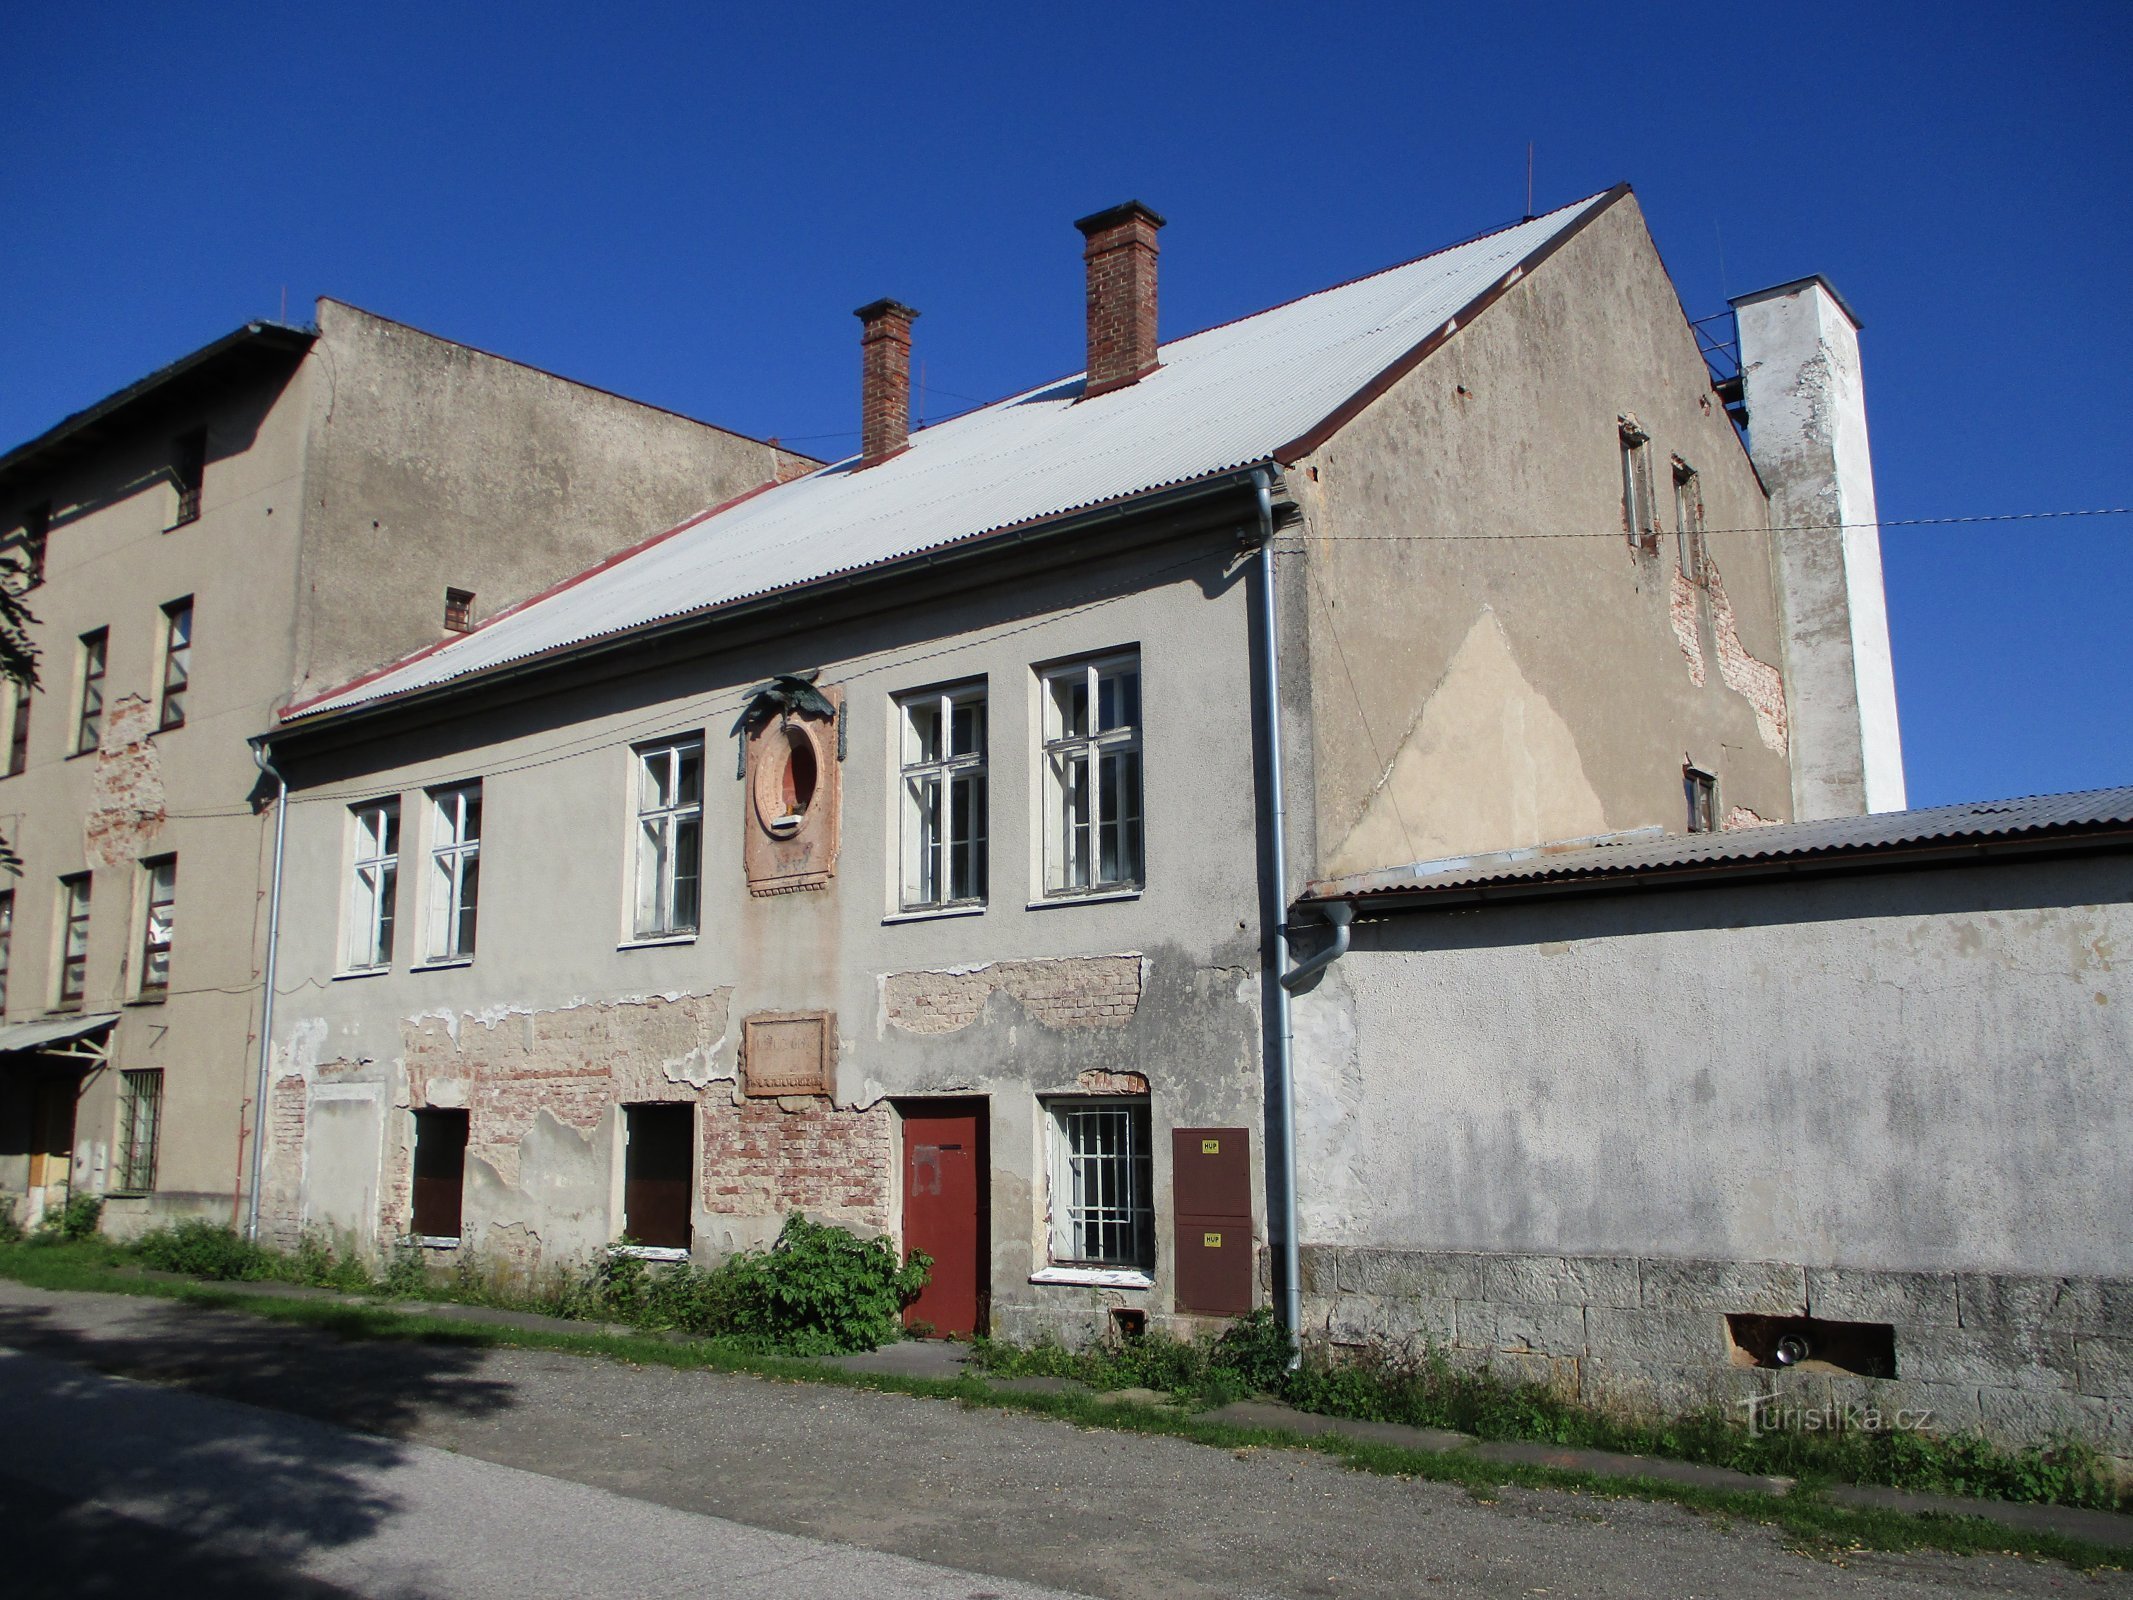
(897, 1099), (988, 1338)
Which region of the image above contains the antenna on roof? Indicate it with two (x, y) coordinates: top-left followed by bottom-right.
(1524, 143), (1535, 221)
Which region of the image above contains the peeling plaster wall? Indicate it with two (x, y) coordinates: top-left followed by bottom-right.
(1297, 195), (1793, 881)
(269, 531), (1271, 1335)
(1291, 853), (2133, 1450)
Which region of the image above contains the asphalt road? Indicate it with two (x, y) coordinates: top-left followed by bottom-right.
(1, 1281), (2124, 1599)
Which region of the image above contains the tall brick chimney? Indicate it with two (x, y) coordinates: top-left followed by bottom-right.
(854, 298), (919, 467)
(1074, 201), (1165, 398)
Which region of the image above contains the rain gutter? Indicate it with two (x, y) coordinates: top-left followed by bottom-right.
(244, 740), (289, 1242)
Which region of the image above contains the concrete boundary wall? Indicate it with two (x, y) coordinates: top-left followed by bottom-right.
(1301, 1245), (2132, 1455)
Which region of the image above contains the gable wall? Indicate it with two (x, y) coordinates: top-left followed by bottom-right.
(1293, 195), (1792, 880)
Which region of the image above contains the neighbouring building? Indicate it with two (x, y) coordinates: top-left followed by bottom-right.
(253, 185), (1899, 1355)
(0, 302), (813, 1231)
(1290, 791), (2133, 1456)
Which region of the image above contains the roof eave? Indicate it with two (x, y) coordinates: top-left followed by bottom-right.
(1300, 826), (2133, 914)
(267, 462), (1280, 748)
(0, 321), (317, 490)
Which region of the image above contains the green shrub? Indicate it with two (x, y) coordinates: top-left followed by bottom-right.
(48, 1193), (103, 1241)
(719, 1215), (931, 1356)
(381, 1242), (434, 1298)
(130, 1219), (270, 1280)
(0, 1197), (24, 1246)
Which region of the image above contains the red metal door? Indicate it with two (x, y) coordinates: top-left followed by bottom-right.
(900, 1102), (986, 1337)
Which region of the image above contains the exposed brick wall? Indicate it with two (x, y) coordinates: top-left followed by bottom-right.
(260, 1073), (307, 1248)
(402, 993), (730, 1194)
(701, 1096), (892, 1230)
(1708, 563), (1789, 755)
(882, 954), (1143, 1035)
(85, 694), (168, 868)
(1668, 567), (1706, 687)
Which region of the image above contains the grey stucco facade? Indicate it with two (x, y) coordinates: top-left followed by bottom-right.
(1292, 849), (2133, 1454)
(0, 304), (808, 1233)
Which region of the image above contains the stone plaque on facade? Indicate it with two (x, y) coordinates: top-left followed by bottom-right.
(742, 1011), (834, 1097)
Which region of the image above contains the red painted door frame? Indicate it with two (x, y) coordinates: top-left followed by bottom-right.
(898, 1099), (988, 1338)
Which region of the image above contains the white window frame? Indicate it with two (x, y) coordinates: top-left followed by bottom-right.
(1044, 1097), (1154, 1270)
(1620, 415), (1657, 550)
(1673, 457), (1707, 585)
(347, 799), (400, 972)
(424, 782), (481, 963)
(158, 597), (193, 731)
(1038, 652), (1143, 896)
(57, 872), (91, 1007)
(897, 682), (988, 912)
(74, 627), (107, 755)
(632, 738), (703, 940)
(138, 855), (176, 996)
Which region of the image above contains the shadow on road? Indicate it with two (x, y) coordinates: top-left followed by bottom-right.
(0, 1296), (518, 1592)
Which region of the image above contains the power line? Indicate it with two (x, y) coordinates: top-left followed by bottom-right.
(1304, 507), (2133, 543)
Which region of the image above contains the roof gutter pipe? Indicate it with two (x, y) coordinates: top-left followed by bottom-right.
(1280, 900), (1352, 993)
(1251, 464), (1308, 1367)
(244, 739), (289, 1244)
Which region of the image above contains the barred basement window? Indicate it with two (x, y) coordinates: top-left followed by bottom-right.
(171, 428), (207, 527)
(75, 628), (107, 755)
(57, 873), (91, 1006)
(1040, 652), (1143, 894)
(425, 782), (481, 961)
(159, 598), (193, 730)
(0, 890), (13, 1014)
(633, 739), (702, 938)
(1047, 1098), (1154, 1269)
(139, 856), (176, 995)
(898, 682), (987, 910)
(347, 800), (400, 970)
(116, 1069), (163, 1193)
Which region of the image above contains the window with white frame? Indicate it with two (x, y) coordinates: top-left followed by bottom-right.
(897, 683), (987, 910)
(633, 739), (702, 939)
(1040, 652), (1142, 894)
(139, 855), (176, 995)
(57, 873), (91, 1006)
(159, 597), (192, 730)
(75, 628), (107, 755)
(425, 782), (481, 961)
(347, 800), (400, 970)
(1046, 1098), (1154, 1268)
(5, 678), (30, 777)
(1620, 415), (1658, 550)
(116, 1069), (162, 1193)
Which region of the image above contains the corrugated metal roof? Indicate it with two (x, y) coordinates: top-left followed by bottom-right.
(1303, 787), (2133, 905)
(285, 191), (1614, 723)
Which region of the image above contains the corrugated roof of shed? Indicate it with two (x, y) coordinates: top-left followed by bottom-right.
(283, 190), (1617, 723)
(1303, 787), (2133, 906)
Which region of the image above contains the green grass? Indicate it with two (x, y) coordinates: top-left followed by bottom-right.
(2, 1238), (2124, 1572)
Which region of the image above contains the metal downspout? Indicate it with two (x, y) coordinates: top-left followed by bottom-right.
(246, 741), (289, 1243)
(1250, 466), (1307, 1363)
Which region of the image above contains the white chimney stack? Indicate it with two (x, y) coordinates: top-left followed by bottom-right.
(1732, 275), (1906, 819)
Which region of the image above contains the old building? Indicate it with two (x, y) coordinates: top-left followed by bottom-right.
(1289, 790), (2132, 1454)
(253, 185), (1896, 1351)
(0, 302), (812, 1230)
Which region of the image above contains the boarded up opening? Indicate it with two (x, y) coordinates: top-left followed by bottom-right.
(898, 1099), (989, 1338)
(410, 1108), (469, 1240)
(624, 1102), (693, 1250)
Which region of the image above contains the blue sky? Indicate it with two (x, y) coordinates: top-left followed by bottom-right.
(4, 2), (2126, 806)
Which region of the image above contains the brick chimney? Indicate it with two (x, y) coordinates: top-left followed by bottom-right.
(1074, 201), (1165, 398)
(853, 298), (919, 467)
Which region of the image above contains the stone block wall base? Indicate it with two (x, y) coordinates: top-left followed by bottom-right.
(1300, 1246), (2133, 1455)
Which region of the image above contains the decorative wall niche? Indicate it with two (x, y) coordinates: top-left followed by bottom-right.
(742, 1010), (835, 1098)
(737, 676), (842, 894)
